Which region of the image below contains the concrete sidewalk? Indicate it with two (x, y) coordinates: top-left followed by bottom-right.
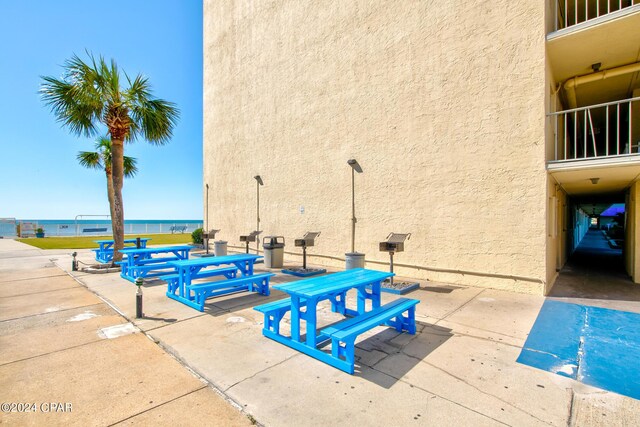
(3, 239), (640, 426)
(0, 239), (251, 426)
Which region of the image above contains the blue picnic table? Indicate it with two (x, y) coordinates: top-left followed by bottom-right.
(254, 268), (419, 374)
(93, 238), (151, 263)
(118, 245), (192, 282)
(165, 254), (274, 312)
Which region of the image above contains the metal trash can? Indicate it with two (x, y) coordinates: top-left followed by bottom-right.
(214, 240), (228, 256)
(263, 236), (285, 268)
(345, 252), (365, 269)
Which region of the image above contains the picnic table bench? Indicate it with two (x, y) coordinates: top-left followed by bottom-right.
(254, 268), (419, 374)
(166, 254), (274, 312)
(118, 245), (192, 282)
(93, 238), (151, 263)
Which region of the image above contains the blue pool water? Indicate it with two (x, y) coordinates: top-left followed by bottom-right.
(517, 300), (640, 400)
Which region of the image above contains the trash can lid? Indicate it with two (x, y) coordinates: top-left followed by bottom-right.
(263, 236), (285, 248)
(345, 252), (365, 257)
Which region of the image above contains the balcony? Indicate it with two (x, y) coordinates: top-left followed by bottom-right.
(549, 97), (640, 164)
(547, 97), (640, 196)
(551, 0), (639, 32)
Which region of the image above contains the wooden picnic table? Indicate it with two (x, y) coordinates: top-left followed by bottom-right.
(165, 254), (273, 311)
(118, 245), (192, 282)
(254, 268), (419, 374)
(93, 238), (151, 263)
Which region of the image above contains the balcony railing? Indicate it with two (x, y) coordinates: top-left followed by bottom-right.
(553, 0), (638, 31)
(549, 96), (640, 162)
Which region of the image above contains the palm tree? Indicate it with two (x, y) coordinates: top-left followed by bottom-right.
(77, 136), (138, 231)
(40, 53), (179, 263)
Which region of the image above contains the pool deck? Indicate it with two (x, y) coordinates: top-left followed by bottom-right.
(2, 238), (640, 426)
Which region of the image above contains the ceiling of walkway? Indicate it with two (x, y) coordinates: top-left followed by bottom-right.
(549, 157), (640, 196)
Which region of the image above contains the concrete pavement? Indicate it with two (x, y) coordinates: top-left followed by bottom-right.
(2, 238), (640, 426)
(0, 239), (252, 426)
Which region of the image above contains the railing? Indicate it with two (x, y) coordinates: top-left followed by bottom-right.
(0, 218), (17, 238)
(13, 221), (203, 237)
(74, 214), (111, 236)
(553, 0), (638, 31)
(549, 96), (640, 162)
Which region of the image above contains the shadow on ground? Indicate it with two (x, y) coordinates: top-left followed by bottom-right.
(355, 322), (453, 388)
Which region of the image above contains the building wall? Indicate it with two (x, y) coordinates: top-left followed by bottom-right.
(625, 182), (640, 282)
(203, 1), (549, 293)
(545, 177), (568, 293)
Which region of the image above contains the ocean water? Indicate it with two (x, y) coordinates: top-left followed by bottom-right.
(1, 219), (202, 237)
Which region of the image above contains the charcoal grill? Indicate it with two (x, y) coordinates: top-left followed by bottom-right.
(240, 230), (262, 254)
(282, 231), (327, 277)
(379, 233), (411, 285)
(203, 229), (220, 255)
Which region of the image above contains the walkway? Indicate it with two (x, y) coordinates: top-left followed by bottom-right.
(549, 229), (640, 313)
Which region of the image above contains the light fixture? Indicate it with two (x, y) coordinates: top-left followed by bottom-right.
(254, 175), (264, 186)
(590, 177), (600, 184)
(347, 159), (363, 173)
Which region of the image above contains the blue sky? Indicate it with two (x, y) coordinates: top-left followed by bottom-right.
(0, 0), (203, 220)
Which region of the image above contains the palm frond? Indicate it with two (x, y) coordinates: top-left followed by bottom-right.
(95, 135), (112, 152)
(40, 53), (106, 138)
(123, 155), (138, 178)
(129, 97), (180, 144)
(91, 135), (138, 178)
(40, 76), (100, 137)
(76, 151), (103, 170)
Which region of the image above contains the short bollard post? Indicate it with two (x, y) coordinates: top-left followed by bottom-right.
(136, 237), (141, 249)
(71, 252), (78, 271)
(135, 277), (144, 318)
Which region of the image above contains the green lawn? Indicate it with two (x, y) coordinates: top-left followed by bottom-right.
(17, 233), (194, 250)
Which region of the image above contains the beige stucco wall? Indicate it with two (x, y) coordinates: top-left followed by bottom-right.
(625, 182), (640, 282)
(203, 1), (548, 293)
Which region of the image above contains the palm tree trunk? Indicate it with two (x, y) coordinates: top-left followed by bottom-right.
(105, 167), (118, 258)
(110, 138), (125, 263)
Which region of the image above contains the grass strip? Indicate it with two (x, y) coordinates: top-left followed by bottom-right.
(17, 233), (193, 249)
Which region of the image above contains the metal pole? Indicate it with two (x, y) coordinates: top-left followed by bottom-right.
(135, 278), (144, 318)
(205, 184), (209, 254)
(389, 251), (394, 285)
(303, 245), (307, 270)
(256, 181), (260, 255)
(351, 168), (356, 253)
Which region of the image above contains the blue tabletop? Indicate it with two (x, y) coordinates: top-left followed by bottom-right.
(95, 238), (151, 244)
(274, 268), (392, 298)
(119, 245), (193, 255)
(168, 254), (262, 267)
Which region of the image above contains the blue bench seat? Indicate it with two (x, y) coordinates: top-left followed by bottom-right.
(163, 266), (238, 294)
(186, 273), (275, 312)
(255, 298), (299, 334)
(136, 256), (180, 265)
(320, 297), (418, 374)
